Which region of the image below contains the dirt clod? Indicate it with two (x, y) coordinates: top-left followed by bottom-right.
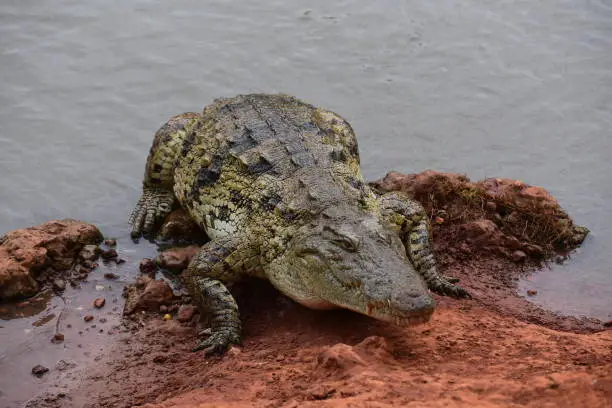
(51, 333), (65, 343)
(31, 364), (49, 378)
(93, 298), (105, 308)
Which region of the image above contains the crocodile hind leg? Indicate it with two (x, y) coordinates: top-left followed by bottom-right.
(184, 239), (247, 355)
(129, 112), (200, 238)
(379, 192), (470, 298)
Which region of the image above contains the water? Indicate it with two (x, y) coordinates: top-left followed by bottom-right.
(1, 0), (611, 405)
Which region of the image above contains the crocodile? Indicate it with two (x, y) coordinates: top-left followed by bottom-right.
(129, 94), (469, 354)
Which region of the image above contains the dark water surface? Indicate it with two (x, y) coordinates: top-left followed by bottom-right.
(1, 1), (611, 406)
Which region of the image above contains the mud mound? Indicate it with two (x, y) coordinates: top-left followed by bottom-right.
(370, 170), (588, 259)
(0, 219), (103, 299)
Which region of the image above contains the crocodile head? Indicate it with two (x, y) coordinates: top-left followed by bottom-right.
(281, 211), (435, 326)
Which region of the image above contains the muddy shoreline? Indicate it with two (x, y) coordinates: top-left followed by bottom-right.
(3, 171), (610, 407)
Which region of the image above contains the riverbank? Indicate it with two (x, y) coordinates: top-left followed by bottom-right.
(5, 171), (610, 407)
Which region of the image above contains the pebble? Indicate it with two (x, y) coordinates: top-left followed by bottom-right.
(31, 365), (49, 377)
(527, 290), (538, 296)
(53, 279), (66, 292)
(93, 297), (106, 308)
(84, 315), (94, 322)
(139, 258), (157, 276)
(434, 217), (445, 224)
(163, 314), (173, 321)
(100, 248), (118, 260)
(51, 333), (65, 343)
(511, 250), (527, 263)
(104, 272), (119, 280)
(103, 239), (117, 247)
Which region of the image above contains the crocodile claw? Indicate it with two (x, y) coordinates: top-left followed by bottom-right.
(192, 330), (240, 355)
(128, 187), (175, 239)
(430, 278), (472, 299)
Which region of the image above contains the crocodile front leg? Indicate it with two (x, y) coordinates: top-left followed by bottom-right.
(184, 240), (244, 355)
(129, 112), (200, 239)
(379, 192), (470, 298)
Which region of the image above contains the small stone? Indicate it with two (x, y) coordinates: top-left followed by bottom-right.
(163, 313), (173, 321)
(434, 217), (445, 224)
(99, 317), (107, 323)
(32, 365), (49, 377)
(55, 359), (76, 371)
(93, 297), (105, 308)
(155, 245), (200, 272)
(84, 315), (94, 322)
(511, 250), (527, 263)
(103, 239), (117, 247)
(527, 290), (538, 296)
(139, 258), (157, 276)
(80, 245), (100, 261)
(51, 333), (65, 343)
(177, 304), (197, 323)
(100, 248), (118, 260)
(104, 273), (119, 280)
(52, 279), (66, 292)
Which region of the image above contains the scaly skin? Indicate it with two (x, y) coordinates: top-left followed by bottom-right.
(130, 94), (469, 354)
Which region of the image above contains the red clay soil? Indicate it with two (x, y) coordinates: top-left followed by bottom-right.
(65, 284), (611, 408)
(27, 171), (612, 408)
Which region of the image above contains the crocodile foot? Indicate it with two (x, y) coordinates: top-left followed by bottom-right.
(128, 187), (175, 239)
(192, 328), (241, 355)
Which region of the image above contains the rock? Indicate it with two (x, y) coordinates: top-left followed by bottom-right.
(163, 313), (173, 321)
(31, 364), (49, 377)
(51, 333), (65, 343)
(93, 297), (106, 308)
(512, 250), (527, 263)
(527, 290), (538, 296)
(84, 315), (94, 322)
(79, 245), (100, 261)
(104, 272), (119, 280)
(158, 208), (205, 242)
(0, 220), (103, 300)
(52, 279), (66, 292)
(103, 239), (117, 247)
(100, 248), (118, 260)
(124, 279), (175, 314)
(155, 245), (201, 272)
(177, 304), (197, 322)
(139, 258), (157, 276)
